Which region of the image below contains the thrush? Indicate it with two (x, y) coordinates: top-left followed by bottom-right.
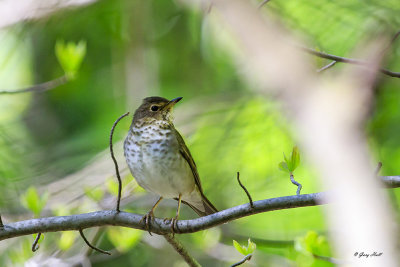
(124, 96), (217, 232)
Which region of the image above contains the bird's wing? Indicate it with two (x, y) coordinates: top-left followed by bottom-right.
(173, 128), (203, 193)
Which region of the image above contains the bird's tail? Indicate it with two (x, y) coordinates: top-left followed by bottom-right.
(182, 194), (218, 217)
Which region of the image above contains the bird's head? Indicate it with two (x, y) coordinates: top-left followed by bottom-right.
(132, 96), (183, 124)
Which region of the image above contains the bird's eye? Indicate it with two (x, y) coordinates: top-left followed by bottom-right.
(150, 105), (159, 111)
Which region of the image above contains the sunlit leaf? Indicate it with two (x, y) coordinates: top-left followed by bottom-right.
(84, 186), (104, 202)
(58, 231), (77, 251)
(55, 40), (87, 79)
(233, 240), (247, 255)
(106, 178), (119, 196)
(279, 161), (290, 173)
(20, 186), (48, 217)
(107, 227), (142, 253)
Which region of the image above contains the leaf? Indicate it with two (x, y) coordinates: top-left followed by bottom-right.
(20, 186), (48, 217)
(291, 146), (300, 171)
(84, 187), (104, 202)
(279, 161), (290, 173)
(247, 238), (257, 254)
(55, 40), (87, 78)
(58, 231), (77, 251)
(233, 240), (247, 255)
(106, 178), (119, 196)
(107, 228), (142, 253)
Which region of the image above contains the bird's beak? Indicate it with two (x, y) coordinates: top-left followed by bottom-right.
(163, 97), (183, 110)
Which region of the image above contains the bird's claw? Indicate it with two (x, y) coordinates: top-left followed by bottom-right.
(163, 216), (179, 237)
(140, 210), (155, 236)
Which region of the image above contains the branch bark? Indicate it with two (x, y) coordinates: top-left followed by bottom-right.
(1, 175), (399, 241)
(0, 192), (324, 240)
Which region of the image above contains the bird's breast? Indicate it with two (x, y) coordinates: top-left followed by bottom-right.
(124, 122), (195, 198)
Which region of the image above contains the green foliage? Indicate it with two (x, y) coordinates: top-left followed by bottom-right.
(55, 40), (86, 79)
(20, 186), (49, 217)
(107, 228), (142, 253)
(295, 231), (333, 266)
(106, 178), (119, 197)
(58, 231), (77, 251)
(84, 186), (105, 202)
(233, 238), (256, 256)
(279, 146), (300, 173)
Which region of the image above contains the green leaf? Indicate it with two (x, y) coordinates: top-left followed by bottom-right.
(233, 239), (256, 256)
(280, 147), (301, 173)
(107, 228), (142, 252)
(84, 187), (105, 202)
(279, 161), (290, 173)
(247, 238), (257, 254)
(20, 187), (48, 217)
(106, 178), (119, 196)
(291, 146), (300, 171)
(58, 231), (77, 251)
(233, 240), (246, 255)
(55, 40), (87, 78)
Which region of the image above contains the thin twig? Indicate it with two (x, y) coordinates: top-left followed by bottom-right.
(290, 174), (302, 195)
(257, 0), (271, 9)
(79, 229), (111, 255)
(236, 172), (254, 208)
(109, 112), (130, 212)
(231, 254), (252, 267)
(382, 30), (400, 54)
(0, 214), (3, 229)
(32, 233), (41, 252)
(375, 162), (383, 175)
(300, 46), (400, 78)
(163, 234), (201, 267)
(317, 61), (336, 73)
(0, 75), (68, 95)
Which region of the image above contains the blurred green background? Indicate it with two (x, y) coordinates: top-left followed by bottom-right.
(0, 0), (399, 266)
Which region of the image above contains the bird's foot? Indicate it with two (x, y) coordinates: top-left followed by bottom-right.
(140, 210), (155, 236)
(163, 216), (179, 237)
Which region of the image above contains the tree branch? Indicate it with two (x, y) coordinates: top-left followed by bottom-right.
(0, 75), (69, 95)
(0, 192), (325, 240)
(1, 175), (399, 241)
(163, 234), (201, 267)
(300, 46), (400, 78)
(230, 254), (252, 267)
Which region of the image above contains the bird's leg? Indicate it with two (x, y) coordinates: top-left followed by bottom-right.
(170, 194), (182, 236)
(140, 196), (163, 235)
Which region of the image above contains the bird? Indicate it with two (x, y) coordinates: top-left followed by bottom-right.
(124, 96), (217, 232)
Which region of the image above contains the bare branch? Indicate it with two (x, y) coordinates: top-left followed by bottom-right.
(31, 233), (41, 252)
(0, 75), (68, 95)
(317, 61), (336, 73)
(0, 192), (325, 240)
(290, 174), (302, 195)
(300, 46), (400, 78)
(79, 229), (111, 255)
(230, 254), (252, 267)
(163, 234), (201, 267)
(236, 172), (254, 208)
(1, 174), (400, 240)
(109, 112), (130, 212)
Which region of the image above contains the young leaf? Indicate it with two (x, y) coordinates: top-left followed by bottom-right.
(233, 240), (246, 255)
(291, 146), (300, 171)
(55, 40), (87, 78)
(247, 238), (257, 254)
(279, 161), (290, 173)
(20, 187), (48, 217)
(84, 187), (105, 202)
